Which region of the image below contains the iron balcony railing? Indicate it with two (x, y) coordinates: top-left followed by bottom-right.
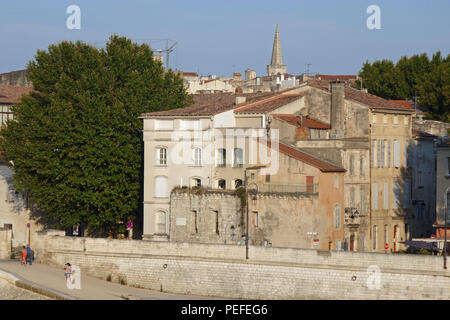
(258, 183), (318, 195)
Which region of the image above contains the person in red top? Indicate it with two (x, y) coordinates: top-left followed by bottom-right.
(20, 246), (27, 266)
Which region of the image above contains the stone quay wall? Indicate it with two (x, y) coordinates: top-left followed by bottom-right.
(32, 230), (450, 299)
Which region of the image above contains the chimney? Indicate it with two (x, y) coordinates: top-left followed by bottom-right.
(235, 96), (246, 105)
(330, 81), (345, 139)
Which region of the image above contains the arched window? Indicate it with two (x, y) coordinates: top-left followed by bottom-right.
(234, 179), (243, 189)
(155, 210), (166, 234)
(217, 179), (226, 189)
(154, 176), (167, 198)
(334, 204), (341, 229)
(191, 178), (202, 188)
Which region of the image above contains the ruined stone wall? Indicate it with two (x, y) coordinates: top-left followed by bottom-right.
(33, 231), (450, 300)
(0, 70), (31, 87)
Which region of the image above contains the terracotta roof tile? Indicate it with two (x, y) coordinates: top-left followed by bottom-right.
(316, 74), (358, 82)
(259, 138), (345, 172)
(234, 94), (304, 114)
(0, 85), (33, 104)
(140, 92), (275, 118)
(309, 81), (414, 112)
(271, 114), (330, 129)
(389, 100), (415, 110)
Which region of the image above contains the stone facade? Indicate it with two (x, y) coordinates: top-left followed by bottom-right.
(31, 232), (450, 300)
(435, 143), (450, 239)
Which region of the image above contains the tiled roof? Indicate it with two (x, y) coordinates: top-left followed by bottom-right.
(259, 138), (345, 172)
(140, 92), (275, 118)
(389, 100), (415, 110)
(0, 85), (33, 104)
(412, 129), (438, 139)
(182, 72), (198, 77)
(234, 94), (304, 114)
(271, 114), (330, 129)
(309, 81), (414, 112)
(316, 74), (358, 81)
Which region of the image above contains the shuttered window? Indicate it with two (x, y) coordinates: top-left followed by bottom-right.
(377, 140), (383, 167)
(360, 187), (365, 214)
(372, 182), (378, 210)
(393, 181), (400, 209)
(383, 182), (389, 210)
(404, 181), (410, 209)
(394, 140), (400, 168)
(371, 140), (376, 168)
(387, 140), (391, 168)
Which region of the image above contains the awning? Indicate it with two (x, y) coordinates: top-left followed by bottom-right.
(400, 241), (440, 252)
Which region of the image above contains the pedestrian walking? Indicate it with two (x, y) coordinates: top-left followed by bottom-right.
(26, 244), (33, 265)
(20, 246), (27, 267)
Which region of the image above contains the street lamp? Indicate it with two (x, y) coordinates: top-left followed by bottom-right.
(244, 165), (266, 260)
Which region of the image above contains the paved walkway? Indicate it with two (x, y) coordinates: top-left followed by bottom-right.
(0, 260), (217, 300)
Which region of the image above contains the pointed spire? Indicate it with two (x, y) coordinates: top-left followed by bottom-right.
(270, 24), (283, 66)
(267, 24), (287, 76)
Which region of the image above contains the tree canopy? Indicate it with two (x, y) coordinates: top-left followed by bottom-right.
(0, 35), (192, 236)
(353, 51), (450, 122)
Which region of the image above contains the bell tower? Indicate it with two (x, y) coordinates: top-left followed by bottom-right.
(267, 24), (287, 76)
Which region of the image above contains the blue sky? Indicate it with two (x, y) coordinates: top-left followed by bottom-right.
(1, 0), (449, 77)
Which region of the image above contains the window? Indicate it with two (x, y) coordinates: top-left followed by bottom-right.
(192, 210), (198, 234)
(404, 181), (410, 209)
(383, 115), (387, 124)
(371, 140), (376, 168)
(383, 182), (389, 210)
(234, 179), (243, 188)
(218, 179), (226, 189)
(393, 116), (398, 124)
(372, 114), (377, 124)
(214, 210), (219, 235)
(254, 211), (259, 227)
(349, 154), (354, 175)
(350, 187), (355, 208)
(372, 183), (378, 210)
(360, 156), (365, 175)
(393, 181), (400, 209)
(360, 187), (365, 214)
(404, 116), (408, 126)
(404, 141), (408, 167)
(155, 211), (166, 234)
(384, 224), (388, 245)
(387, 140), (391, 168)
(334, 205), (341, 229)
(377, 140), (383, 167)
(193, 147), (202, 166)
(192, 178), (202, 188)
(334, 173), (339, 189)
(393, 140), (400, 168)
(216, 148), (226, 167)
(373, 225), (377, 250)
(154, 176), (167, 198)
(156, 147), (167, 166)
(265, 174), (270, 183)
(233, 148), (244, 168)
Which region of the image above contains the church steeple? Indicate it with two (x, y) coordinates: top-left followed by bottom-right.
(267, 24), (287, 76)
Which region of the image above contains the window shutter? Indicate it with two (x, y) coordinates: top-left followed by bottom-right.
(404, 181), (410, 209)
(394, 140), (400, 168)
(371, 140), (375, 168)
(387, 140), (391, 168)
(372, 182), (378, 210)
(383, 182), (388, 210)
(360, 187), (365, 214)
(377, 140), (382, 167)
(393, 181), (400, 209)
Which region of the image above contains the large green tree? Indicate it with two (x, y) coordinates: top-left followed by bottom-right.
(353, 51), (450, 121)
(0, 35), (191, 236)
